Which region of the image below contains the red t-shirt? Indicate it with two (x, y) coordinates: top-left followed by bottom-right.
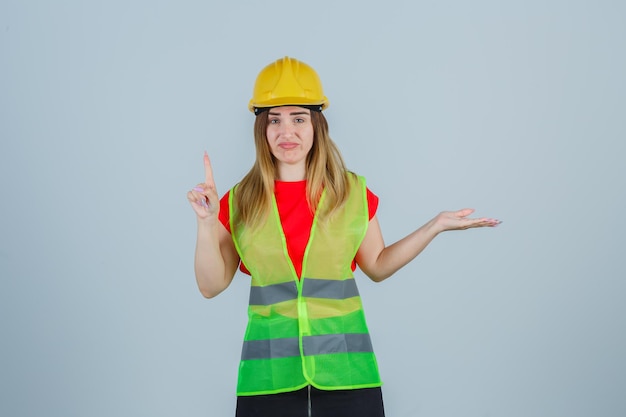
(218, 180), (379, 278)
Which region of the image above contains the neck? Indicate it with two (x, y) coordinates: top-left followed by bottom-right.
(276, 163), (306, 182)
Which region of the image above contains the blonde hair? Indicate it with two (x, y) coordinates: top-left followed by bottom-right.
(234, 110), (351, 228)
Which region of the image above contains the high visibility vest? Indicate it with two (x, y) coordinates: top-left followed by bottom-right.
(229, 174), (382, 396)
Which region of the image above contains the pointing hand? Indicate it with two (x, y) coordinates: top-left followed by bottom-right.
(187, 151), (220, 219)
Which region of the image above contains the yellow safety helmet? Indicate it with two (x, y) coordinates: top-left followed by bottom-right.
(248, 56), (329, 115)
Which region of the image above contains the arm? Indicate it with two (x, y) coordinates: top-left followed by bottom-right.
(187, 152), (240, 298)
(355, 209), (500, 282)
(193, 217), (239, 298)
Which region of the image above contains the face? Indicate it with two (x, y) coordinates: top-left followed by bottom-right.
(266, 106), (314, 172)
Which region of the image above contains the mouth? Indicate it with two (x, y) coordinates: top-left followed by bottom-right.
(278, 142), (298, 150)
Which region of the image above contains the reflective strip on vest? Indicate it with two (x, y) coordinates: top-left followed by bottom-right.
(241, 337), (300, 360)
(242, 333), (373, 360)
(249, 281), (298, 305)
(301, 277), (360, 299)
(249, 278), (359, 306)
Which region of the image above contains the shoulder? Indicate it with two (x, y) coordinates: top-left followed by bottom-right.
(345, 171), (366, 186)
(346, 171), (378, 218)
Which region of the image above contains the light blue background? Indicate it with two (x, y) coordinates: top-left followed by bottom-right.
(1, 1), (625, 416)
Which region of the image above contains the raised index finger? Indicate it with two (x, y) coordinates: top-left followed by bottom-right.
(203, 151), (215, 187)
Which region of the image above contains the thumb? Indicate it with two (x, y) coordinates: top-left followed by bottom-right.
(456, 208), (475, 218)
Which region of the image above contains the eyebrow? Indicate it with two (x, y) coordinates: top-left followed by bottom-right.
(268, 111), (310, 116)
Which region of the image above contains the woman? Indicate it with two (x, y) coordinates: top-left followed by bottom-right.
(187, 56), (500, 417)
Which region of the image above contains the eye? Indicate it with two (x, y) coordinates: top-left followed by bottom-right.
(295, 118), (305, 123)
(269, 118), (279, 124)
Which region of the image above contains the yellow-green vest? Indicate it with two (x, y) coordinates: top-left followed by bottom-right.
(229, 174), (382, 396)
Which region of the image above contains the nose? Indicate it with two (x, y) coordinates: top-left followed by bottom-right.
(277, 122), (296, 137)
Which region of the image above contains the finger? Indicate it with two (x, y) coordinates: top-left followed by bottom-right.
(204, 151), (215, 187)
(471, 218), (502, 228)
(190, 186), (209, 208)
(187, 189), (204, 203)
(455, 208), (475, 218)
(187, 191), (204, 208)
(188, 201), (209, 215)
(195, 182), (219, 202)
